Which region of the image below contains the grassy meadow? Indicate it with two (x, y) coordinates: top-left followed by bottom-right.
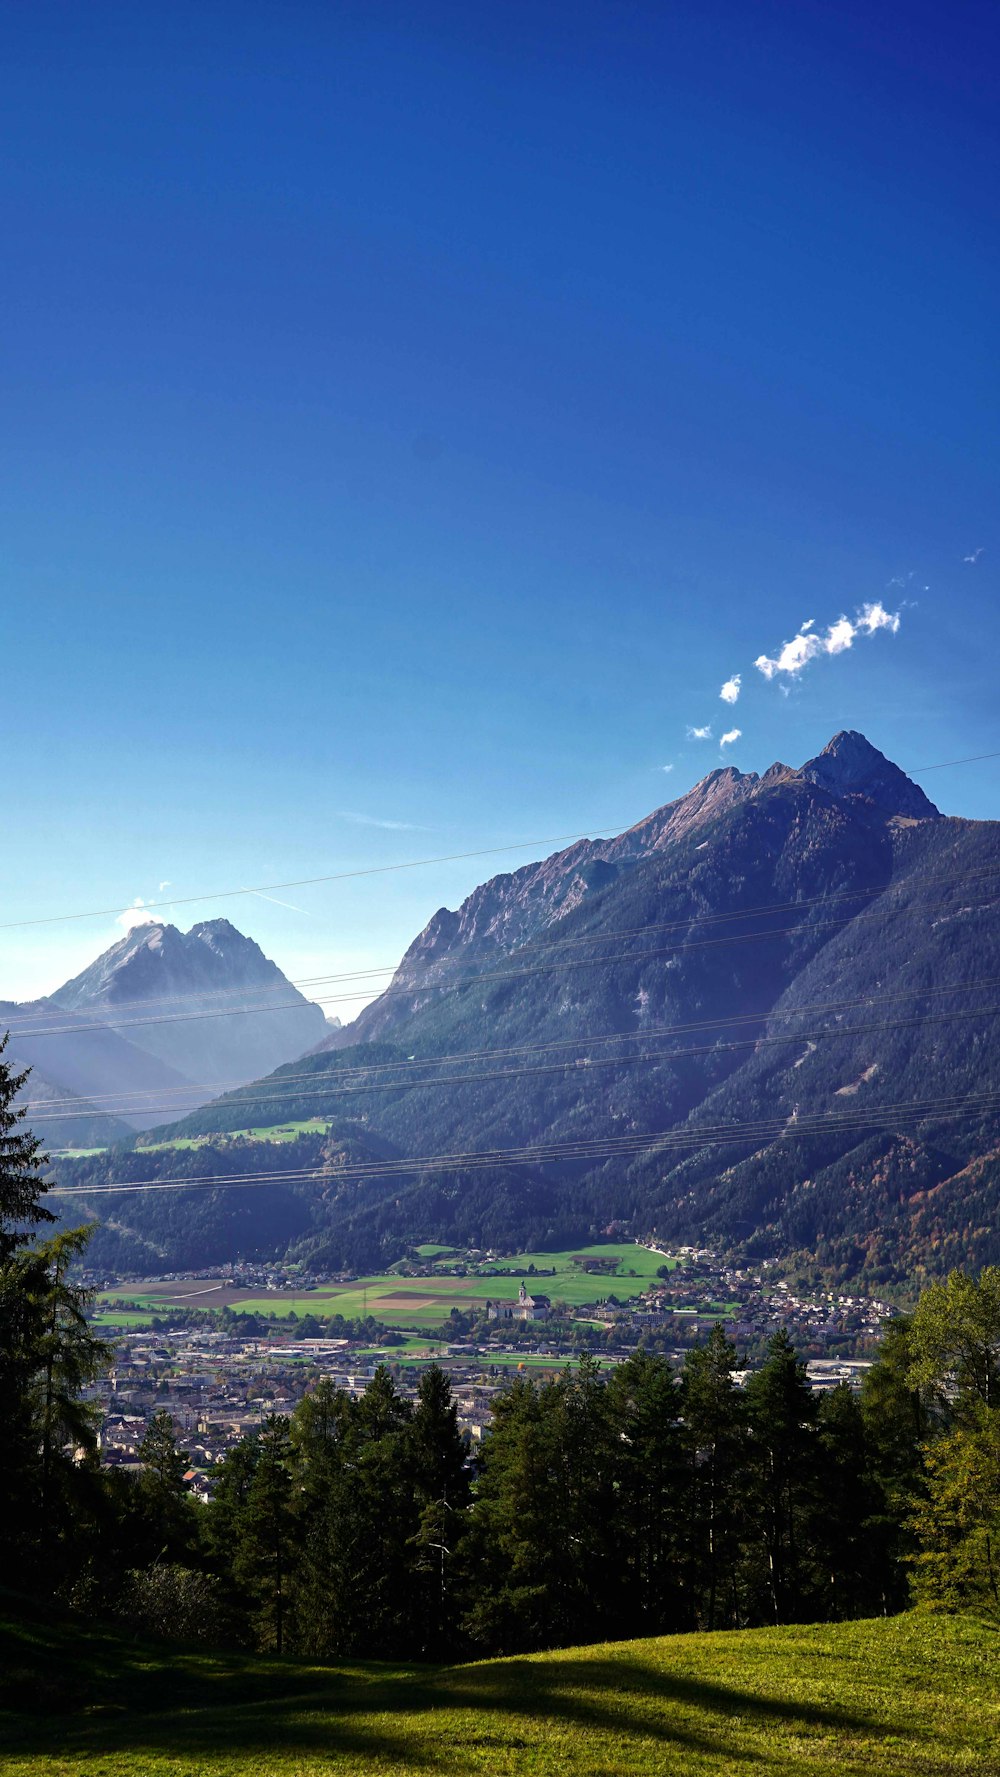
(94, 1241), (679, 1329)
(2, 1609), (998, 1776)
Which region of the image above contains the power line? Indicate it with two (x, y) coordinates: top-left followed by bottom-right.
(10, 875), (1000, 1041)
(3, 742), (996, 935)
(25, 973), (1000, 1116)
(35, 1001), (1000, 1125)
(909, 750), (1000, 772)
(10, 859), (1000, 1028)
(46, 1087), (1000, 1196)
(0, 826), (630, 932)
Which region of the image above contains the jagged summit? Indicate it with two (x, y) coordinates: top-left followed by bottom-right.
(797, 730), (939, 822)
(612, 731), (936, 851)
(45, 917), (327, 1090)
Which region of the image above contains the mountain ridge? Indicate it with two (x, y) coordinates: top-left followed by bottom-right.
(54, 731), (998, 1287)
(6, 918), (327, 1147)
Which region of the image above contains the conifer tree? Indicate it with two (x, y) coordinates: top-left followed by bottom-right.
(233, 1414), (296, 1653)
(138, 1410), (195, 1563)
(605, 1348), (688, 1636)
(0, 1034), (53, 1260)
(681, 1324), (747, 1628)
(407, 1365), (470, 1656)
(743, 1329), (818, 1623)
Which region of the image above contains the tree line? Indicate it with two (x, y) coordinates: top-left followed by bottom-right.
(4, 1038), (1000, 1658)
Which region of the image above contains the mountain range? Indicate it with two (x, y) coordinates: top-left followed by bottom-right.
(49, 733), (1000, 1288)
(3, 920), (327, 1147)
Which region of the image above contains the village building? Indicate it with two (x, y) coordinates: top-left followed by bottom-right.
(487, 1281), (551, 1322)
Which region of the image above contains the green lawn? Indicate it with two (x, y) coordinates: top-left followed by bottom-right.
(2, 1609), (998, 1775)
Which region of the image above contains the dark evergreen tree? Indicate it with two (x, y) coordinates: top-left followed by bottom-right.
(681, 1325), (747, 1628)
(605, 1348), (689, 1636)
(137, 1410), (196, 1564)
(407, 1365), (471, 1656)
(461, 1375), (562, 1652)
(811, 1384), (886, 1620)
(0, 1035), (53, 1261)
(743, 1329), (818, 1623)
(232, 1414), (296, 1653)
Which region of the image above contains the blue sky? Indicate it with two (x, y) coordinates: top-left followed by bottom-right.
(1, 1), (997, 1010)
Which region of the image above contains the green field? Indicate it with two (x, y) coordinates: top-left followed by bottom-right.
(2, 1609), (998, 1775)
(138, 1118), (331, 1152)
(95, 1242), (676, 1330)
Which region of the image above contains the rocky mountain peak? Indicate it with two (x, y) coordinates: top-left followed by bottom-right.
(798, 730), (939, 822)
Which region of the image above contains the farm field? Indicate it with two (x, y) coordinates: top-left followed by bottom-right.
(3, 1608), (999, 1776)
(138, 1118), (331, 1151)
(94, 1242), (677, 1329)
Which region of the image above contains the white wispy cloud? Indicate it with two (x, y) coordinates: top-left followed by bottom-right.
(115, 897), (164, 933)
(244, 888), (309, 915)
(964, 547), (984, 564)
(687, 724), (713, 740)
(660, 763), (675, 774)
(720, 728), (741, 748)
(719, 674), (741, 705)
(338, 812), (429, 831)
(754, 601), (901, 682)
(157, 880), (172, 893)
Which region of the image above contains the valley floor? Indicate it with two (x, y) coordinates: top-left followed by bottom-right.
(2, 1609), (998, 1776)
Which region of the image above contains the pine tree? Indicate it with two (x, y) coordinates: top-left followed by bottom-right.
(138, 1410), (195, 1563)
(0, 1035), (53, 1261)
(461, 1376), (561, 1652)
(681, 1324), (747, 1628)
(233, 1414), (296, 1653)
(605, 1348), (688, 1635)
(0, 1052), (107, 1592)
(743, 1329), (818, 1624)
(860, 1316), (928, 1611)
(811, 1384), (885, 1620)
(407, 1365), (470, 1656)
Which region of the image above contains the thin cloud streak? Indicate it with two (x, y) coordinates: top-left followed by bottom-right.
(245, 889), (310, 915)
(338, 812), (431, 832)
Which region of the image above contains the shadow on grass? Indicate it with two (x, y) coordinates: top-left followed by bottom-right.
(0, 1616), (891, 1771)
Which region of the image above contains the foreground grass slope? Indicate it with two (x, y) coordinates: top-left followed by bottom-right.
(2, 1610), (998, 1776)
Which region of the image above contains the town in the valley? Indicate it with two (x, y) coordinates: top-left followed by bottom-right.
(89, 1243), (892, 1495)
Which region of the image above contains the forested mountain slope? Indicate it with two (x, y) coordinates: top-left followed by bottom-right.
(55, 734), (1000, 1284)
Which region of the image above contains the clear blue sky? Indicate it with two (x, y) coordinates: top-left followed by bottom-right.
(2, 1), (997, 1010)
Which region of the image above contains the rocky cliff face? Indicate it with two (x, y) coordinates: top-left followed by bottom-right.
(329, 732), (940, 1048)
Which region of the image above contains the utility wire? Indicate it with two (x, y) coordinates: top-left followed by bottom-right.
(10, 877), (1000, 1040)
(25, 974), (1000, 1116)
(4, 743), (997, 935)
(11, 859), (1000, 1028)
(46, 1087), (1000, 1195)
(35, 1001), (1000, 1126)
